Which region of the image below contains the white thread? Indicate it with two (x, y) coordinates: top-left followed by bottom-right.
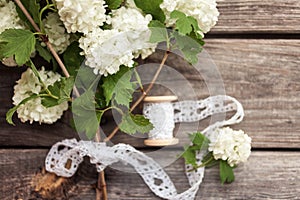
(143, 102), (175, 139)
(45, 95), (244, 200)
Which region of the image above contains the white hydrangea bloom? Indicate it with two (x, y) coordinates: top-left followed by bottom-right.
(42, 12), (71, 54)
(208, 127), (251, 167)
(55, 0), (108, 34)
(111, 7), (156, 59)
(79, 28), (135, 76)
(0, 0), (25, 34)
(13, 67), (68, 124)
(160, 0), (219, 34)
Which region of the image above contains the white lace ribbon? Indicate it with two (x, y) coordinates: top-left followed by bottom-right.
(45, 95), (244, 199)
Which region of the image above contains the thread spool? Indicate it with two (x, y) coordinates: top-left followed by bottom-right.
(143, 96), (179, 146)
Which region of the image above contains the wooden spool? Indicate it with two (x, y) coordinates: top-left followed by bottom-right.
(143, 95), (179, 147)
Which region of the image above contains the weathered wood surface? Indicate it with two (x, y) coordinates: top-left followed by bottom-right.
(1, 39), (299, 148)
(1, 149), (299, 200)
(212, 0), (300, 34)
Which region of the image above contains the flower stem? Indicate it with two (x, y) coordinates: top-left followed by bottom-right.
(187, 156), (215, 172)
(104, 49), (171, 142)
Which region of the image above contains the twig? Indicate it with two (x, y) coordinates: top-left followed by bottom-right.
(14, 1), (106, 199)
(14, 0), (40, 31)
(104, 49), (170, 142)
(94, 129), (108, 200)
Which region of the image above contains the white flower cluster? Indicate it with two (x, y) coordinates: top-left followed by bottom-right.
(160, 0), (219, 34)
(79, 7), (155, 76)
(0, 0), (25, 34)
(208, 127), (251, 167)
(13, 68), (68, 124)
(43, 12), (71, 54)
(111, 7), (156, 59)
(79, 28), (135, 76)
(55, 0), (108, 34)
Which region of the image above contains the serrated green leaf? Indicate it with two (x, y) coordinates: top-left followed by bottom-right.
(170, 10), (202, 36)
(169, 10), (205, 64)
(201, 152), (219, 168)
(35, 42), (52, 63)
(173, 31), (202, 64)
(220, 160), (235, 184)
(63, 41), (85, 76)
(182, 132), (209, 168)
(6, 94), (39, 125)
(190, 132), (210, 147)
(75, 66), (99, 91)
(72, 90), (101, 139)
(182, 147), (197, 168)
(41, 77), (74, 108)
(102, 66), (136, 108)
(134, 0), (165, 23)
(41, 96), (59, 108)
(0, 29), (36, 65)
(148, 20), (168, 43)
(59, 77), (74, 102)
(171, 10), (193, 35)
(105, 0), (122, 9)
(119, 113), (153, 135)
(16, 0), (41, 29)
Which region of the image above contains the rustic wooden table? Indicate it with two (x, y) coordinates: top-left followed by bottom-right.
(1, 1), (300, 199)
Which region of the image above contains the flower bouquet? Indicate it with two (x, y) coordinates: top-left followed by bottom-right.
(0, 0), (251, 199)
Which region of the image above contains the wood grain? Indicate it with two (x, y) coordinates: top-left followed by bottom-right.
(1, 149), (299, 200)
(1, 39), (300, 148)
(212, 0), (300, 34)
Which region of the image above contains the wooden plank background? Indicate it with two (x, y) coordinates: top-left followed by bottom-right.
(1, 0), (300, 199)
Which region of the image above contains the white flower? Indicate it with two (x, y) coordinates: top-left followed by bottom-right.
(42, 12), (71, 54)
(0, 0), (25, 34)
(160, 0), (219, 34)
(208, 127), (251, 167)
(111, 7), (157, 59)
(79, 28), (135, 76)
(12, 67), (68, 124)
(55, 0), (108, 34)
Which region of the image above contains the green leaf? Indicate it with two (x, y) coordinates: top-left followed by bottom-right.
(75, 66), (99, 91)
(148, 20), (168, 43)
(16, 0), (41, 29)
(220, 160), (235, 184)
(72, 90), (101, 139)
(169, 10), (205, 64)
(105, 0), (122, 9)
(201, 152), (219, 168)
(134, 0), (165, 23)
(170, 10), (202, 36)
(119, 113), (153, 135)
(173, 31), (202, 64)
(190, 132), (210, 149)
(182, 132), (209, 168)
(0, 29), (36, 65)
(35, 42), (52, 63)
(95, 86), (107, 109)
(6, 94), (39, 125)
(182, 147), (197, 168)
(63, 41), (85, 76)
(102, 66), (136, 108)
(41, 77), (74, 108)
